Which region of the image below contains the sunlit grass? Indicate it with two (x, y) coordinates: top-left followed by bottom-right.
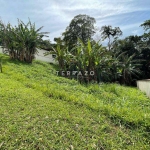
(0, 53), (150, 149)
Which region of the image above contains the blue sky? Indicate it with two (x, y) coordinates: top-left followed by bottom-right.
(0, 0), (149, 42)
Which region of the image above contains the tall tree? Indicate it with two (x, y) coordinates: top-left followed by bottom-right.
(141, 20), (150, 32)
(140, 20), (150, 78)
(100, 25), (122, 50)
(62, 14), (96, 50)
(112, 36), (140, 56)
(140, 20), (150, 49)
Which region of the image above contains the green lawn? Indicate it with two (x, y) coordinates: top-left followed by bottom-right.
(0, 53), (150, 149)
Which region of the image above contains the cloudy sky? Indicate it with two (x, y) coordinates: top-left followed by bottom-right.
(0, 0), (149, 42)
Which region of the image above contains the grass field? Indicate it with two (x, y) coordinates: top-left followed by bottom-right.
(0, 53), (150, 149)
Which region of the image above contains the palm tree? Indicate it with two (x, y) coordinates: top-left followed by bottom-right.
(119, 54), (142, 85)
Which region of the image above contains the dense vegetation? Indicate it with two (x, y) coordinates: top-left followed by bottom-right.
(0, 19), (48, 63)
(47, 15), (150, 85)
(0, 53), (150, 149)
(0, 15), (150, 85)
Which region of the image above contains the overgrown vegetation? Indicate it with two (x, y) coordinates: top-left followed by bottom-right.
(47, 15), (150, 85)
(0, 19), (48, 63)
(0, 15), (150, 85)
(0, 53), (150, 149)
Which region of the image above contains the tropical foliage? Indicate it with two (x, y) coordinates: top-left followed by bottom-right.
(0, 19), (48, 63)
(46, 37), (142, 85)
(0, 16), (150, 85)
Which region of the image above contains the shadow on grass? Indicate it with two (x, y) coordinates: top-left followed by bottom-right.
(49, 62), (59, 70)
(0, 53), (34, 66)
(0, 53), (60, 75)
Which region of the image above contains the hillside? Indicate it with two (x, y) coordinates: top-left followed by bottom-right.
(0, 53), (150, 149)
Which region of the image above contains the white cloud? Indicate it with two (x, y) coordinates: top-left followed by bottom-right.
(0, 0), (149, 41)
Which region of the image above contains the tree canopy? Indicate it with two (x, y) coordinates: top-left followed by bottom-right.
(62, 14), (96, 50)
(100, 25), (122, 50)
(141, 20), (150, 32)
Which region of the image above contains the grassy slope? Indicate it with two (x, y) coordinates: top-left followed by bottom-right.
(0, 53), (150, 149)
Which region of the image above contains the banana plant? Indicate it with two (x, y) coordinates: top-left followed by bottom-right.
(0, 19), (49, 63)
(72, 39), (112, 82)
(44, 41), (73, 70)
